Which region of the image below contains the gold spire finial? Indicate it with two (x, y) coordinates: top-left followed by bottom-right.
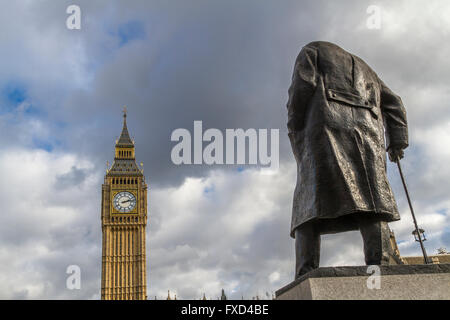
(123, 105), (127, 118)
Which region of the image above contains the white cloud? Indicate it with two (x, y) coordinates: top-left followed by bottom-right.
(148, 164), (295, 299)
(0, 148), (100, 299)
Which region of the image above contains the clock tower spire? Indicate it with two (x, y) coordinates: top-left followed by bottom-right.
(101, 108), (148, 300)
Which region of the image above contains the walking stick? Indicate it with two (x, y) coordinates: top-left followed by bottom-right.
(395, 158), (430, 264)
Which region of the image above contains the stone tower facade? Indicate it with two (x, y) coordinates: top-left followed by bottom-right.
(101, 108), (148, 300)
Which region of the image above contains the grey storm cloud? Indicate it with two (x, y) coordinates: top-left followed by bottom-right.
(38, 0), (327, 186)
(55, 166), (90, 189)
(0, 0), (448, 299)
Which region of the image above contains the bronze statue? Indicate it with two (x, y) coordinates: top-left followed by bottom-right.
(287, 41), (408, 278)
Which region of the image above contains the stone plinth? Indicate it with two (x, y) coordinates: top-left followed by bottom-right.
(276, 264), (450, 300)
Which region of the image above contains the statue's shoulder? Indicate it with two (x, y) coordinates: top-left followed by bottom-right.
(303, 41), (345, 53)
(303, 41), (379, 78)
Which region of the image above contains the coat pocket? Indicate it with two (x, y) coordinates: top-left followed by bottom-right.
(326, 88), (378, 119)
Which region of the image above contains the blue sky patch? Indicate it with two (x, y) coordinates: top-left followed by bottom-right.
(6, 87), (26, 104)
(1, 83), (27, 113)
(116, 20), (146, 46)
(32, 137), (53, 152)
(203, 185), (215, 194)
(0, 82), (48, 119)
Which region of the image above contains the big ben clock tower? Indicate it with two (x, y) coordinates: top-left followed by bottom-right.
(101, 108), (148, 300)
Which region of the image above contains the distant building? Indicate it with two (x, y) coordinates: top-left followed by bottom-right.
(166, 290), (177, 300)
(402, 253), (450, 265)
(390, 231), (450, 264)
(220, 289), (227, 300)
(101, 108), (148, 300)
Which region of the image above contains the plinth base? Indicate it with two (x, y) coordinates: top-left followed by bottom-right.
(276, 264), (450, 300)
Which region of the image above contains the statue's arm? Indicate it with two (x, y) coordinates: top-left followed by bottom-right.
(379, 79), (409, 154)
(287, 46), (318, 133)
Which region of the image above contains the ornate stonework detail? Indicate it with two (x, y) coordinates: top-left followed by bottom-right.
(101, 110), (148, 300)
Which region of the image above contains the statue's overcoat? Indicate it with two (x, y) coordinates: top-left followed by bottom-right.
(287, 41), (408, 237)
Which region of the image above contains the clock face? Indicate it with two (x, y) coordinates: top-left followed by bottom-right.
(113, 191), (136, 213)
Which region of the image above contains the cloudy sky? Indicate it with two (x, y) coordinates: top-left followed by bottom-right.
(0, 0), (449, 299)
